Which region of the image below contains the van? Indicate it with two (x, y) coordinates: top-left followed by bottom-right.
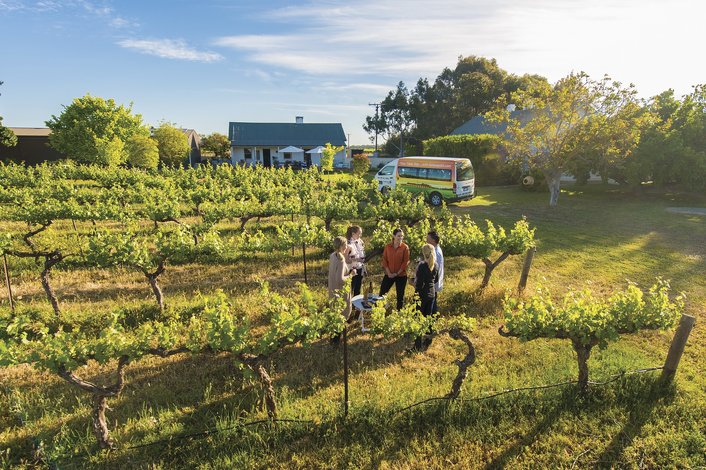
(374, 156), (475, 206)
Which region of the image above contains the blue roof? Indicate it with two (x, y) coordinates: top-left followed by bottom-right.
(450, 110), (532, 136)
(229, 122), (346, 147)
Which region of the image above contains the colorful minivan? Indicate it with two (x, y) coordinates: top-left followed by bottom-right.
(374, 156), (475, 206)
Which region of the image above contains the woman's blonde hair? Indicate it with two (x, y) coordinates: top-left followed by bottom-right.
(333, 236), (348, 258)
(421, 243), (436, 271)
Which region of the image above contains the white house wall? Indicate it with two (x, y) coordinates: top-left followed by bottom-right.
(231, 146), (348, 168)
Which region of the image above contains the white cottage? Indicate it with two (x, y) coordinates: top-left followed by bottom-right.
(228, 117), (347, 168)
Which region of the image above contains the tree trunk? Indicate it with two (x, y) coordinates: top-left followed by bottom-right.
(446, 329), (476, 399)
(481, 259), (494, 289)
(148, 275), (164, 310)
(480, 251), (511, 289)
(145, 262), (166, 310)
(58, 356), (128, 449)
(325, 217), (333, 232)
(239, 216), (251, 230)
(242, 355), (277, 419)
(41, 253), (63, 315)
(92, 394), (113, 449)
(572, 339), (595, 392)
(544, 170), (562, 207)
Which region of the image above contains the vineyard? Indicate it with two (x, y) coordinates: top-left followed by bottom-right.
(0, 161), (703, 469)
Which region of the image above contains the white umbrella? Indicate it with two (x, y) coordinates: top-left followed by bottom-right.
(279, 145), (304, 153)
(306, 146), (324, 154)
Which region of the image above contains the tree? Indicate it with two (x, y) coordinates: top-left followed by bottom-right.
(380, 82), (413, 157)
(500, 281), (683, 391)
(320, 142), (342, 172)
(363, 57), (549, 152)
(126, 134), (159, 170)
(488, 72), (642, 206)
(46, 94), (149, 165)
(201, 132), (231, 159)
(0, 81), (17, 148)
(352, 152), (370, 176)
(153, 123), (190, 167)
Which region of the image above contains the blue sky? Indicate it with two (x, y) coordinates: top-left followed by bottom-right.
(0, 0), (703, 145)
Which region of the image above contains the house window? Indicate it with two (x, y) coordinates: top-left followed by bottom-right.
(284, 152), (292, 159)
(256, 149), (261, 160)
(244, 148), (252, 159)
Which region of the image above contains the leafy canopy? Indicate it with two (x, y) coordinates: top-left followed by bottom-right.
(46, 94), (149, 165)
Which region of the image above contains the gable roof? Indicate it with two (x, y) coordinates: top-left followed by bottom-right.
(450, 109), (532, 136)
(9, 127), (52, 137)
(229, 122), (346, 147)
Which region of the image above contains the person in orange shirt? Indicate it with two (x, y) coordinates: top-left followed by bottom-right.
(378, 228), (410, 310)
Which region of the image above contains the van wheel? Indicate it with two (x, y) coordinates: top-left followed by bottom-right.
(429, 192), (443, 207)
(381, 186), (390, 195)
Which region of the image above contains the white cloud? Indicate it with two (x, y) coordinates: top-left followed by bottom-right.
(118, 39), (224, 63)
(212, 0), (706, 97)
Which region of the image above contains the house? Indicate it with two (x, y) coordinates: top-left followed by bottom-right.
(182, 129), (202, 167)
(1, 127), (202, 167)
(0, 127), (66, 165)
(228, 117), (347, 168)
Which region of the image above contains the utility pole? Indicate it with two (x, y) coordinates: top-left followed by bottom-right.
(368, 102), (380, 155)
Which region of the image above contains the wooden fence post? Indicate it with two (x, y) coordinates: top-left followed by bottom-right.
(2, 254), (14, 312)
(302, 243), (308, 285)
(660, 313), (696, 383)
(517, 247), (536, 293)
(343, 324), (349, 417)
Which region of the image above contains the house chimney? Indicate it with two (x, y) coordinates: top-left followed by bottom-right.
(296, 116), (304, 124)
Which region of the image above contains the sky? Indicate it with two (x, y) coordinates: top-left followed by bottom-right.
(0, 0), (704, 145)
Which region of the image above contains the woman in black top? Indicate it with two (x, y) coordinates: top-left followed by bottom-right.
(412, 243), (438, 351)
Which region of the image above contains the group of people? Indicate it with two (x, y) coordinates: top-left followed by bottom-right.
(327, 225), (445, 351)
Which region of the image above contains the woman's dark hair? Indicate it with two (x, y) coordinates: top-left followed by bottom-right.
(346, 225), (362, 240)
(427, 230), (440, 244)
(392, 228), (403, 236)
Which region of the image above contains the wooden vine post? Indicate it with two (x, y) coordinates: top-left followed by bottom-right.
(2, 254), (14, 312)
(343, 324), (349, 417)
(517, 246), (536, 293)
(660, 313), (696, 383)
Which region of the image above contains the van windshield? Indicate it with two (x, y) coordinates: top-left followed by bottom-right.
(456, 161), (475, 181)
(378, 164), (394, 176)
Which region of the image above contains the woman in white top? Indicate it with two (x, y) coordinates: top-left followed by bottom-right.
(345, 225), (365, 296)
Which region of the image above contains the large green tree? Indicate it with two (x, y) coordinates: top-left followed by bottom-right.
(488, 72), (642, 206)
(363, 56), (548, 153)
(364, 82), (413, 157)
(46, 94), (149, 165)
(0, 81), (17, 148)
(153, 123), (190, 167)
(126, 134), (159, 170)
(201, 132), (231, 159)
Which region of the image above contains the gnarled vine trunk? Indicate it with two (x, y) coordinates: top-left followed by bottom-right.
(480, 251), (511, 289)
(241, 354), (277, 419)
(41, 252), (64, 315)
(142, 261), (166, 310)
(58, 356), (129, 449)
(571, 339), (597, 392)
(445, 329), (476, 399)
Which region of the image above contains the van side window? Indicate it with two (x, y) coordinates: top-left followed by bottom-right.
(427, 168), (451, 181)
(398, 166), (418, 178)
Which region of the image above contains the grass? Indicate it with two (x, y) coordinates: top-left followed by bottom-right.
(1, 182), (705, 469)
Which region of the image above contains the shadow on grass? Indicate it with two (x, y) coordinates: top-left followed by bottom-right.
(590, 379), (675, 467)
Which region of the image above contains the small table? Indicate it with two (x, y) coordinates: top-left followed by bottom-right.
(351, 294), (385, 332)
